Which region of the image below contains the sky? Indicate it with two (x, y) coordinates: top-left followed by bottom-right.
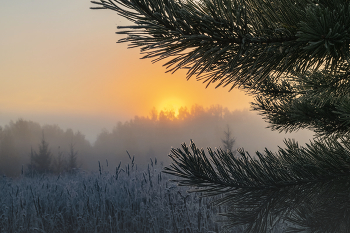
(0, 0), (255, 142)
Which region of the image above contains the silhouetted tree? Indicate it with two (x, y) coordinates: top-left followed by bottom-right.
(221, 125), (235, 152)
(0, 119), (92, 176)
(30, 136), (52, 174)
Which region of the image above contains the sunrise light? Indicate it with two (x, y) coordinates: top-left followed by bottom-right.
(157, 97), (186, 117)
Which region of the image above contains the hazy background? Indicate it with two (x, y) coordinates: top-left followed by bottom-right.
(0, 105), (313, 177)
(1, 1), (314, 176)
(1, 0), (251, 134)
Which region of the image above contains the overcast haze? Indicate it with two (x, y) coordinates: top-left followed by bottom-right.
(1, 0), (313, 171)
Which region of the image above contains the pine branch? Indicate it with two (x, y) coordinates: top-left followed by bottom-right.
(285, 180), (350, 233)
(91, 0), (350, 88)
(251, 70), (350, 136)
(164, 139), (350, 232)
(164, 138), (350, 192)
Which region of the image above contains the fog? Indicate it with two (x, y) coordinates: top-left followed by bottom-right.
(0, 105), (313, 176)
(0, 111), (131, 143)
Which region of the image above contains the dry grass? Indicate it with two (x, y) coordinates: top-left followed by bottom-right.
(0, 160), (231, 233)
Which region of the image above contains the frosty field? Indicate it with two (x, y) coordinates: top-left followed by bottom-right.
(0, 160), (231, 233)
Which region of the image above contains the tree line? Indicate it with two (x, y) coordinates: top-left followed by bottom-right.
(91, 104), (244, 170)
(27, 138), (79, 175)
(0, 105), (240, 176)
(0, 104), (310, 177)
(0, 119), (92, 176)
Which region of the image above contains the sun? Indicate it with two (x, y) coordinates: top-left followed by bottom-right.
(157, 97), (185, 117)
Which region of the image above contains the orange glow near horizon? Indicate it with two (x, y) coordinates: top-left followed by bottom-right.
(0, 1), (253, 124)
(157, 97), (186, 117)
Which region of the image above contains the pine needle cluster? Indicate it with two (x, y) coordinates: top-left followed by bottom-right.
(164, 138), (350, 232)
(91, 0), (350, 88)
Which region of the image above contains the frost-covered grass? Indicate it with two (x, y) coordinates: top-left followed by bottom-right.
(0, 161), (234, 233)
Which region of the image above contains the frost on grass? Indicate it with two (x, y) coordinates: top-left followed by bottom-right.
(0, 161), (231, 233)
